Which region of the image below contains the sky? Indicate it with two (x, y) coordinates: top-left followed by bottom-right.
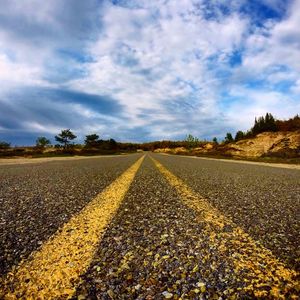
(0, 0), (300, 145)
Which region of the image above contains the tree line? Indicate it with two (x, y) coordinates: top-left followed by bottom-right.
(34, 129), (119, 151)
(0, 113), (299, 153)
(231, 113), (300, 142)
(0, 129), (121, 155)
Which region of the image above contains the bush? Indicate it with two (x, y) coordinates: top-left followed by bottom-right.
(224, 133), (233, 143)
(235, 131), (245, 141)
(36, 137), (51, 149)
(0, 141), (10, 150)
(55, 129), (77, 149)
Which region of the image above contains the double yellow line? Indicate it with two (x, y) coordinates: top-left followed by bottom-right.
(1, 155), (298, 299)
(2, 156), (145, 300)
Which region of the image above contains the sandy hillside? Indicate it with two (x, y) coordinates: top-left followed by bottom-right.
(154, 131), (300, 159)
(224, 131), (300, 157)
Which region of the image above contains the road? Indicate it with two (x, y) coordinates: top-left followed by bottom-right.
(0, 153), (299, 299)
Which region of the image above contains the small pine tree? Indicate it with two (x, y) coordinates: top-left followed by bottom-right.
(224, 132), (233, 143)
(265, 113), (277, 132)
(234, 131), (245, 141)
(36, 137), (51, 149)
(85, 134), (100, 148)
(55, 129), (77, 149)
(185, 134), (199, 149)
(251, 113), (278, 135)
(108, 138), (118, 150)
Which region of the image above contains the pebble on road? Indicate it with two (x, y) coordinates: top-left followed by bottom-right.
(73, 156), (299, 299)
(0, 153), (299, 299)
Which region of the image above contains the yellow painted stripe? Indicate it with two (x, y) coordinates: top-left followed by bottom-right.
(151, 157), (299, 299)
(2, 155), (144, 300)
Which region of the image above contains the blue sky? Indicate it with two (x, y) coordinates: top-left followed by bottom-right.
(0, 0), (299, 145)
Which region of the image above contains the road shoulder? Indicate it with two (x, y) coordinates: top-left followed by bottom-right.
(158, 153), (300, 170)
(0, 154), (132, 166)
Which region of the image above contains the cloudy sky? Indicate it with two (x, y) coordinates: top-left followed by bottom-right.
(0, 0), (300, 145)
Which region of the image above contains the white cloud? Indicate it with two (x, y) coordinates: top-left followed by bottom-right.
(226, 87), (300, 130)
(22, 121), (61, 134)
(241, 0), (300, 75)
(291, 79), (300, 94)
(68, 0), (249, 138)
(0, 0), (98, 89)
(0, 0), (299, 143)
(0, 53), (51, 91)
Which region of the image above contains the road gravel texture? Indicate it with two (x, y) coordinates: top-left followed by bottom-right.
(152, 153), (300, 272)
(74, 156), (299, 299)
(0, 154), (141, 275)
(0, 153), (299, 299)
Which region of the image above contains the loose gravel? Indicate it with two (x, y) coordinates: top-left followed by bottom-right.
(0, 154), (141, 275)
(73, 156), (298, 299)
(1, 153), (299, 299)
(152, 153), (300, 272)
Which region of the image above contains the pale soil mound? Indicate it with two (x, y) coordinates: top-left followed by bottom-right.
(154, 131), (300, 159)
(154, 147), (188, 154)
(225, 131), (300, 158)
(154, 147), (172, 153)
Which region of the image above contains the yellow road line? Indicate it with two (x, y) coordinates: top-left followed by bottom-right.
(151, 157), (299, 299)
(1, 155), (145, 300)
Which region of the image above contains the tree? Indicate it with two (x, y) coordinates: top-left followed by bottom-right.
(185, 134), (199, 149)
(0, 141), (10, 150)
(85, 134), (100, 148)
(251, 113), (277, 135)
(36, 136), (51, 149)
(276, 114), (300, 131)
(108, 138), (117, 150)
(212, 137), (218, 144)
(55, 129), (77, 149)
(234, 131), (245, 141)
(224, 132), (233, 143)
(264, 113), (277, 132)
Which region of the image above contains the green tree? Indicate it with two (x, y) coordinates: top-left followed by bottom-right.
(234, 131), (245, 141)
(85, 134), (100, 148)
(224, 132), (233, 143)
(264, 112), (277, 132)
(212, 137), (218, 144)
(108, 138), (117, 150)
(36, 136), (51, 149)
(0, 141), (10, 150)
(185, 134), (199, 149)
(251, 113), (277, 135)
(55, 129), (77, 149)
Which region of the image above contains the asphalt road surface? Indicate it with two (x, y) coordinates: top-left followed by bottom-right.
(0, 153), (299, 299)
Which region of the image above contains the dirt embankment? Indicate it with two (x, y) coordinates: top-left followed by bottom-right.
(154, 131), (300, 159)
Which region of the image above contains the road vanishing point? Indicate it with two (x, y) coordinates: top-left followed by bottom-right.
(0, 153), (299, 299)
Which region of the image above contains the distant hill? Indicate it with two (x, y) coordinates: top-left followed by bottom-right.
(154, 130), (300, 160)
(219, 130), (300, 158)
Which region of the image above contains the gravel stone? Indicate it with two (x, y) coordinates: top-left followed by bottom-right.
(73, 156), (298, 299)
(152, 153), (300, 271)
(0, 154), (141, 275)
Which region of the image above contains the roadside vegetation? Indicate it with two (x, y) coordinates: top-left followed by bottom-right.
(149, 113), (300, 163)
(0, 113), (299, 161)
(138, 113), (300, 152)
(0, 128), (138, 158)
